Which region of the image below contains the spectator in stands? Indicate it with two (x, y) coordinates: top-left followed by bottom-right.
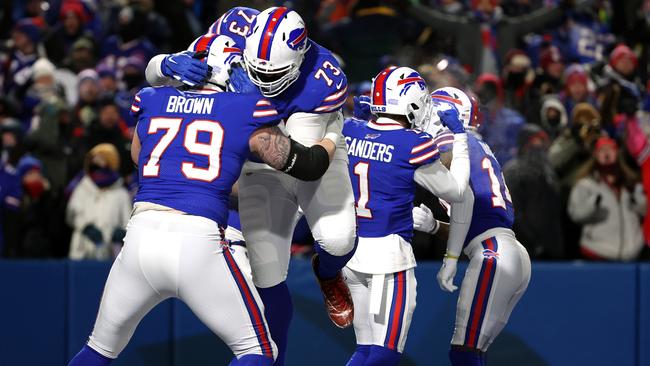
(62, 37), (96, 74)
(66, 143), (131, 260)
(539, 94), (569, 140)
(83, 99), (132, 176)
(476, 73), (525, 165)
(1, 19), (42, 98)
(44, 0), (93, 66)
(534, 44), (565, 96)
(550, 103), (602, 187)
(407, 0), (575, 75)
(26, 95), (84, 194)
(504, 124), (565, 259)
(560, 64), (596, 117)
(11, 156), (68, 258)
(597, 44), (643, 137)
(568, 136), (646, 261)
(73, 69), (101, 128)
(22, 58), (63, 127)
(99, 6), (156, 75)
(0, 157), (22, 257)
(502, 49), (536, 115)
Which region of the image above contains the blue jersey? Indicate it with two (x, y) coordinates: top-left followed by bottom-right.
(207, 7), (260, 49)
(344, 118), (440, 242)
(271, 40), (348, 115)
(434, 130), (514, 246)
(131, 87), (282, 227)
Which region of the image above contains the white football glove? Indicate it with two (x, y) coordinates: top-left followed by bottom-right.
(437, 256), (458, 292)
(412, 204), (439, 234)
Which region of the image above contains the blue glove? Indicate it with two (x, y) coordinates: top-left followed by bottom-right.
(438, 108), (465, 134)
(353, 95), (371, 121)
(82, 224), (104, 246)
(227, 63), (258, 94)
(161, 51), (210, 87)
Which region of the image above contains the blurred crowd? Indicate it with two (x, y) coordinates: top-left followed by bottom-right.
(1, 0), (650, 262)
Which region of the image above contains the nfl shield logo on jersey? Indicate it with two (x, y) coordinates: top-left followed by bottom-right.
(287, 27), (307, 50)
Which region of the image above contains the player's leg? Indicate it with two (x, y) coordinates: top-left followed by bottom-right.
(342, 267), (372, 366)
(299, 158), (357, 279)
(298, 158), (357, 327)
(179, 236), (276, 365)
(69, 215), (170, 364)
(450, 236), (513, 365)
(365, 269), (417, 366)
(472, 236), (531, 352)
(238, 168), (301, 366)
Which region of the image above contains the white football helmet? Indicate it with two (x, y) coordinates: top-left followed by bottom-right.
(187, 34), (242, 89)
(369, 66), (430, 128)
(243, 7), (309, 97)
(424, 87), (478, 135)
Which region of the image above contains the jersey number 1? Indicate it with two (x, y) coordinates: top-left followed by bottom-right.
(353, 162), (372, 218)
(481, 157), (512, 209)
(142, 117), (224, 182)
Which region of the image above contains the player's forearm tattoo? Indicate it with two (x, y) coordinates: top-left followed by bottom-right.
(255, 126), (291, 170)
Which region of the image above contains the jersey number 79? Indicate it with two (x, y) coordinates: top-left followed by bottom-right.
(142, 117), (224, 182)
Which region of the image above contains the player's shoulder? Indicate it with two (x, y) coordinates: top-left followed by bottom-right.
(293, 40), (348, 114)
(342, 117), (368, 136)
(224, 93), (284, 126)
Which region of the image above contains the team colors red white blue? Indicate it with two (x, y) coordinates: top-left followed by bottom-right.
(130, 86), (283, 227)
(190, 34), (242, 65)
(222, 246), (274, 358)
(343, 118), (439, 242)
(464, 237), (499, 348)
(434, 130), (514, 246)
(207, 7), (259, 49)
(384, 271), (408, 351)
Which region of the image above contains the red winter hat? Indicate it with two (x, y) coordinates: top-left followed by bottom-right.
(595, 136), (618, 152)
(609, 44), (638, 69)
(60, 1), (90, 24)
(539, 45), (563, 70)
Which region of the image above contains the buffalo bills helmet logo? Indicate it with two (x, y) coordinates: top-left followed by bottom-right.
(287, 27), (307, 50)
(397, 72), (426, 96)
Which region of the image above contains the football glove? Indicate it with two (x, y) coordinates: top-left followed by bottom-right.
(161, 51), (210, 87)
(438, 108), (465, 134)
(227, 63), (258, 94)
(353, 95), (371, 121)
(412, 204), (438, 234)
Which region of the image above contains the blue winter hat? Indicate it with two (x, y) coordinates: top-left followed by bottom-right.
(17, 156), (43, 178)
(13, 19), (42, 45)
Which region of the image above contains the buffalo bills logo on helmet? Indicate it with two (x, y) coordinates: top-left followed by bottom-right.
(287, 27), (307, 50)
(482, 249), (499, 259)
(397, 72), (426, 96)
(223, 46), (242, 64)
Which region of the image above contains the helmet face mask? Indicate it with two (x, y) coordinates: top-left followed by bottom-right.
(426, 87), (477, 135)
(243, 7), (308, 97)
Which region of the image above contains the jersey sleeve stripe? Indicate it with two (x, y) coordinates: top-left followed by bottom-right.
(314, 99), (346, 113)
(256, 99), (272, 107)
(130, 105), (140, 113)
(411, 139), (435, 154)
(409, 148), (439, 164)
(324, 86), (348, 102)
(253, 109), (279, 118)
(134, 95), (141, 103)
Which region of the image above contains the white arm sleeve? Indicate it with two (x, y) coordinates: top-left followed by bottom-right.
(446, 189), (474, 257)
(145, 54), (183, 87)
(283, 111), (347, 161)
(413, 133), (470, 202)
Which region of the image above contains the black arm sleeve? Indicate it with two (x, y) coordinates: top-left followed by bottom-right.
(281, 139), (330, 181)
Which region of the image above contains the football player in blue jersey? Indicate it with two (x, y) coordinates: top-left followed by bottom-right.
(342, 67), (472, 366)
(67, 35), (343, 366)
(146, 7), (356, 366)
(412, 88), (531, 366)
